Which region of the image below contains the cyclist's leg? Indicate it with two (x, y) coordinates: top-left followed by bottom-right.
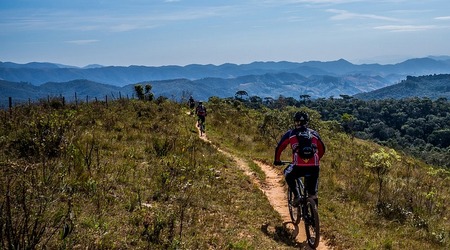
(284, 164), (301, 198)
(304, 166), (320, 206)
(200, 116), (205, 128)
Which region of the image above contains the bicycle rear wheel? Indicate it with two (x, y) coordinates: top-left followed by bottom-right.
(200, 123), (205, 136)
(287, 187), (301, 224)
(304, 197), (320, 248)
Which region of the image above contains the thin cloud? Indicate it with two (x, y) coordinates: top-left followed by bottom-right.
(327, 9), (400, 21)
(109, 24), (140, 32)
(261, 0), (362, 4)
(1, 5), (231, 33)
(155, 6), (233, 21)
(66, 39), (99, 45)
(374, 25), (436, 32)
(435, 16), (450, 20)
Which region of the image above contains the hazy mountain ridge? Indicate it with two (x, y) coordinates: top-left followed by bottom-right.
(2, 57), (450, 86)
(2, 57), (450, 106)
(1, 72), (390, 107)
(0, 79), (127, 106)
(354, 74), (450, 100)
(131, 72), (392, 101)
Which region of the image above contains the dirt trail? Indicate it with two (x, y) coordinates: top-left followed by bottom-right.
(197, 127), (330, 249)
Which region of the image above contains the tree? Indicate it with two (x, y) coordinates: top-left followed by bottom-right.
(364, 148), (400, 206)
(428, 129), (450, 147)
(249, 95), (262, 103)
(263, 97), (274, 107)
(339, 94), (353, 102)
(145, 84), (154, 101)
(341, 113), (356, 136)
(135, 84), (154, 101)
(258, 109), (291, 145)
(235, 90), (249, 101)
(134, 85), (145, 100)
(299, 94), (311, 104)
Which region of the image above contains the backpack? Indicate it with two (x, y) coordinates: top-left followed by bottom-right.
(295, 129), (314, 159)
(196, 105), (206, 116)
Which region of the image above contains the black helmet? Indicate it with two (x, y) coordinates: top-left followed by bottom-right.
(198, 101), (203, 105)
(294, 111), (309, 124)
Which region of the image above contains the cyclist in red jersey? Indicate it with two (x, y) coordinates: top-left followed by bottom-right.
(274, 111), (326, 206)
(195, 101), (207, 128)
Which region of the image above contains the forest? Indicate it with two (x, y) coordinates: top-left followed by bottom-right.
(232, 92), (450, 169)
(310, 96), (450, 168)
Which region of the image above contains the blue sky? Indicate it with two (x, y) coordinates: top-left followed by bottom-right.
(1, 0), (450, 67)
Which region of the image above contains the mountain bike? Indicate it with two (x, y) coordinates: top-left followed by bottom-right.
(197, 118), (205, 136)
(282, 161), (320, 249)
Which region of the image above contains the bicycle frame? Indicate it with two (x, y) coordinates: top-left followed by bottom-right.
(283, 162), (320, 249)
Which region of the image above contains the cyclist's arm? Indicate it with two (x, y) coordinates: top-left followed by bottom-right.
(311, 130), (326, 158)
(274, 131), (291, 162)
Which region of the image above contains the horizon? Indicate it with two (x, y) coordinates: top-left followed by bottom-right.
(3, 55), (450, 69)
(1, 0), (450, 67)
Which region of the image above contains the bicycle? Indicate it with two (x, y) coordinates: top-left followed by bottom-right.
(281, 161), (320, 249)
(197, 119), (205, 136)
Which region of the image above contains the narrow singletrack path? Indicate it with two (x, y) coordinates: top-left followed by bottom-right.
(196, 125), (330, 249)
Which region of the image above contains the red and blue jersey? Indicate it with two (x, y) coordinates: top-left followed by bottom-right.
(274, 127), (325, 167)
(196, 105), (207, 116)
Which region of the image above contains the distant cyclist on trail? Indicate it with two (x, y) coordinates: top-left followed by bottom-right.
(188, 96), (196, 115)
(273, 111), (326, 207)
(195, 101), (207, 128)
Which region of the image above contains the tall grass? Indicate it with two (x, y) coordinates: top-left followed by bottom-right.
(206, 98), (450, 249)
(0, 99), (290, 249)
(1, 97), (448, 249)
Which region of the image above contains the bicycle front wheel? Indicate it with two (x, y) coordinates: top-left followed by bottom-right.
(304, 197), (320, 248)
(200, 123), (205, 135)
(287, 187), (301, 224)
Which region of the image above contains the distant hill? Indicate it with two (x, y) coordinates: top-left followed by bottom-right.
(140, 72), (392, 101)
(4, 73), (450, 108)
(0, 79), (128, 107)
(353, 74), (450, 100)
(2, 57), (450, 106)
(1, 57), (450, 87)
(1, 72), (392, 107)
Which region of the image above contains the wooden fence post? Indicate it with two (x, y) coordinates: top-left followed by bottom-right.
(9, 97), (12, 118)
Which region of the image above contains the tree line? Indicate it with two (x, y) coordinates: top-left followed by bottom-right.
(229, 91), (450, 168)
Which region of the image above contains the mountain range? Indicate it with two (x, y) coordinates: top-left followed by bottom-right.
(1, 56), (450, 106)
(354, 74), (450, 100)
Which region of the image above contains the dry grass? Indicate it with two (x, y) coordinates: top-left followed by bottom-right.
(206, 99), (450, 250)
(1, 98), (449, 249)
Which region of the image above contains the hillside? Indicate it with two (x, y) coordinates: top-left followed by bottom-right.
(2, 57), (450, 87)
(139, 72), (391, 101)
(354, 74), (450, 100)
(2, 57), (450, 106)
(0, 79), (130, 107)
(205, 99), (450, 249)
(1, 73), (391, 107)
(1, 98), (448, 249)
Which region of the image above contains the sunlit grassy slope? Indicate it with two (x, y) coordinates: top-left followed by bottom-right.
(1, 97), (448, 249)
(205, 97), (449, 250)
